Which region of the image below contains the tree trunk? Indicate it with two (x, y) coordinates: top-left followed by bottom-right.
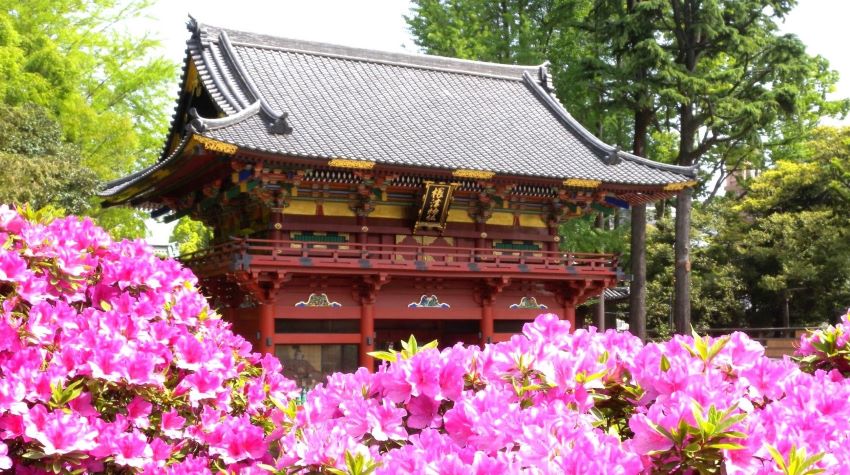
(673, 189), (691, 333)
(670, 0), (700, 335)
(595, 293), (606, 330)
(672, 96), (697, 334)
(629, 107), (651, 340)
(630, 203), (647, 340)
(593, 211), (605, 329)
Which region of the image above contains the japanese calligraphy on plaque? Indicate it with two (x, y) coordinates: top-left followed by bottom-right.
(414, 181), (459, 233)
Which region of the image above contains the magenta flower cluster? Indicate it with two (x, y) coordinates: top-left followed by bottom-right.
(2, 207), (848, 473)
(0, 207), (298, 473)
(271, 314), (850, 474)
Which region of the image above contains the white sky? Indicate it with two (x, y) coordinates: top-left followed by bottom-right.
(136, 0), (850, 244)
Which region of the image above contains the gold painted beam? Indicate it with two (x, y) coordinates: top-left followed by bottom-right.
(452, 169), (495, 179)
(663, 180), (698, 191)
(192, 135), (238, 155)
(327, 158), (375, 170)
(563, 178), (602, 188)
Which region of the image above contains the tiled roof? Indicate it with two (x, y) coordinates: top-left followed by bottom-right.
(102, 20), (695, 199)
(603, 286), (630, 302)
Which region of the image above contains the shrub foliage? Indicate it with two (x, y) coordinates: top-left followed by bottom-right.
(0, 208), (847, 473)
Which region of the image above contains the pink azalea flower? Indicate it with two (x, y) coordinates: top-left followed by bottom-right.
(406, 395), (442, 429)
(182, 367), (224, 405)
(0, 248), (27, 282)
(0, 441), (12, 471)
(161, 409), (187, 439)
(126, 397), (153, 429)
(113, 430), (153, 468)
(206, 415), (267, 464)
(24, 406), (98, 455)
(173, 334), (206, 371)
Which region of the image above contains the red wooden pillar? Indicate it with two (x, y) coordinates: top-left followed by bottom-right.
(258, 303), (275, 355)
(480, 300), (494, 345)
(271, 208), (284, 241)
(360, 301), (375, 372)
(563, 302), (576, 332)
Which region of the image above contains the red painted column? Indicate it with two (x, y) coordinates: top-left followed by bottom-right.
(359, 301), (375, 372)
(271, 209), (283, 241)
(563, 303), (577, 332)
(481, 299), (494, 346)
(258, 303), (275, 355)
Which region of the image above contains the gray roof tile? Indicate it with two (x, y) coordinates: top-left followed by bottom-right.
(193, 25), (692, 185)
(104, 21), (695, 200)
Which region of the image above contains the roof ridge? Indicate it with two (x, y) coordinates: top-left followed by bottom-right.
(522, 72), (697, 178)
(189, 100), (262, 132)
(214, 30), (293, 135)
(197, 22), (541, 81)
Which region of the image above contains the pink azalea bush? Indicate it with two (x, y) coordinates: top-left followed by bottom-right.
(0, 207), (298, 473)
(267, 315), (850, 474)
(797, 309), (850, 375)
(3, 206), (850, 474)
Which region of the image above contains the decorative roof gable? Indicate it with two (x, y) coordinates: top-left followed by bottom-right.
(102, 19), (695, 202)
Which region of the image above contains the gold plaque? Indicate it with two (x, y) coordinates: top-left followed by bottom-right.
(414, 182), (460, 233)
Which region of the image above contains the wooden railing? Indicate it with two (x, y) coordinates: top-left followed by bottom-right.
(704, 326), (809, 340)
(647, 326), (810, 341)
(181, 237), (620, 277)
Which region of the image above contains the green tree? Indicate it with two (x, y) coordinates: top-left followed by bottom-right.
(643, 0), (846, 333)
(0, 104), (99, 214)
(719, 127), (850, 326)
(560, 214), (628, 254)
(0, 0), (176, 238)
(170, 217), (213, 256)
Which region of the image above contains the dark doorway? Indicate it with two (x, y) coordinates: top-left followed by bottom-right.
(375, 319), (479, 351)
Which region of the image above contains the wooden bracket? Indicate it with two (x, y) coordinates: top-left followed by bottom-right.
(475, 276), (511, 305)
(353, 273), (391, 305)
(232, 270), (289, 304)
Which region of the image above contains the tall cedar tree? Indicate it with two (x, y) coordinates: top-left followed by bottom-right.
(652, 0), (844, 332)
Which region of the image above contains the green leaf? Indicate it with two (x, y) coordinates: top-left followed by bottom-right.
(660, 354), (671, 372)
(767, 444), (790, 473)
(367, 350), (397, 363)
(421, 339), (439, 351)
(707, 442), (745, 450)
(707, 336), (730, 362)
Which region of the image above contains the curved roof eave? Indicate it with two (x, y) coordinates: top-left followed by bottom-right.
(521, 72), (697, 179)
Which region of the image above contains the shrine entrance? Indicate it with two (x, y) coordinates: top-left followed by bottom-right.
(374, 319), (480, 351)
